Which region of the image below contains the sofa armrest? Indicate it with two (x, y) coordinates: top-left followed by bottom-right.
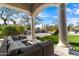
(38, 41), (54, 56)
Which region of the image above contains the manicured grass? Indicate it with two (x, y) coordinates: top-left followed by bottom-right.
(72, 45), (79, 52)
(68, 35), (79, 43)
(68, 35), (79, 52)
(37, 35), (79, 52)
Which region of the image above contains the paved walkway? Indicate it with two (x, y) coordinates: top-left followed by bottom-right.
(68, 31), (79, 35)
(35, 33), (51, 37)
(54, 45), (75, 56)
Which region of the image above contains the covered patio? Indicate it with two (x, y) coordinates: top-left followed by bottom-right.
(0, 3), (72, 56)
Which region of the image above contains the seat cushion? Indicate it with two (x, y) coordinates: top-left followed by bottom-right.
(19, 43), (39, 53)
(15, 41), (26, 48)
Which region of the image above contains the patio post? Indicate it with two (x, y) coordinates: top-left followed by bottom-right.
(31, 17), (36, 39)
(57, 3), (68, 47)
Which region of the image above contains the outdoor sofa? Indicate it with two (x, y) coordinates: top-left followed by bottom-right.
(0, 35), (54, 56)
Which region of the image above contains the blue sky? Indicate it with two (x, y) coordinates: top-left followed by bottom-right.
(37, 3), (79, 26)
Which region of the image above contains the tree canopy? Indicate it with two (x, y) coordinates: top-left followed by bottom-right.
(0, 7), (19, 25)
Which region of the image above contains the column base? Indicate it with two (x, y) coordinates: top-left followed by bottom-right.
(57, 41), (68, 48)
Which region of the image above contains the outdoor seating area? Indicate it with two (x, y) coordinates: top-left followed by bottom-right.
(0, 35), (54, 56)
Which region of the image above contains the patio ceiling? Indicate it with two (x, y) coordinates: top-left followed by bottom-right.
(0, 3), (61, 16)
(0, 3), (31, 15)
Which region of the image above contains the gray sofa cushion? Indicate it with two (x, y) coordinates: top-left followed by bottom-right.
(11, 36), (19, 41)
(19, 35), (27, 40)
(15, 41), (26, 48)
(8, 41), (26, 56)
(19, 43), (39, 53)
(8, 42), (19, 56)
(7, 36), (14, 46)
(38, 41), (53, 46)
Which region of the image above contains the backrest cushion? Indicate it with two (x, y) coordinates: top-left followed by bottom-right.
(11, 36), (19, 41)
(8, 42), (19, 56)
(7, 36), (14, 46)
(38, 41), (53, 47)
(19, 35), (27, 40)
(15, 41), (26, 48)
(8, 41), (26, 56)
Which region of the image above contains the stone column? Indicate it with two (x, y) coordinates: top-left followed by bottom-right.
(57, 3), (68, 47)
(31, 17), (36, 40)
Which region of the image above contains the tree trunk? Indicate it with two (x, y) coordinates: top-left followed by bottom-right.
(4, 20), (7, 25)
(13, 21), (16, 25)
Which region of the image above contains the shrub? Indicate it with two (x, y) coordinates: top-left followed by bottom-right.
(0, 25), (3, 31)
(2, 25), (25, 36)
(0, 31), (6, 38)
(15, 25), (25, 34)
(2, 25), (18, 36)
(0, 25), (5, 38)
(46, 26), (57, 32)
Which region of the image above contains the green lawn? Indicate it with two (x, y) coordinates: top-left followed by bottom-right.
(68, 35), (79, 52)
(68, 35), (79, 43)
(38, 35), (79, 52)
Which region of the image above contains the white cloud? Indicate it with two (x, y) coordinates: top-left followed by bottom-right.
(75, 9), (79, 14)
(66, 8), (79, 15)
(35, 24), (42, 28)
(66, 8), (72, 12)
(38, 12), (58, 19)
(53, 16), (58, 19)
(67, 18), (79, 26)
(0, 20), (4, 24)
(38, 13), (48, 18)
(66, 8), (73, 15)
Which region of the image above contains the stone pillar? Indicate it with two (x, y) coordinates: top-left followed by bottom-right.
(57, 3), (68, 47)
(31, 17), (36, 40)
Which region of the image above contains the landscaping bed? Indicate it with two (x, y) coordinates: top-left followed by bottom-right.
(0, 25), (26, 38)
